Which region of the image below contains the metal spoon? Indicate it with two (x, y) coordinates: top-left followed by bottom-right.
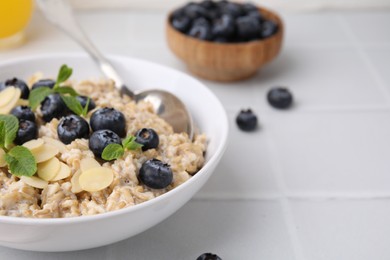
(36, 0), (194, 139)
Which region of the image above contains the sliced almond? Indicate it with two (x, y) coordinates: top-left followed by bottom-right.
(23, 138), (44, 152)
(51, 162), (71, 181)
(42, 136), (68, 154)
(0, 88), (21, 114)
(79, 167), (114, 192)
(80, 157), (101, 172)
(32, 144), (59, 163)
(71, 170), (83, 193)
(37, 157), (61, 181)
(16, 99), (29, 106)
(0, 87), (16, 107)
(0, 148), (6, 167)
(20, 176), (48, 189)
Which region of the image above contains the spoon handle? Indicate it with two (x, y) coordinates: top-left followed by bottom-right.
(36, 0), (134, 98)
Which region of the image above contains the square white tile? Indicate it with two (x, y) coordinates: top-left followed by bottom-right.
(268, 110), (390, 192)
(290, 199), (390, 260)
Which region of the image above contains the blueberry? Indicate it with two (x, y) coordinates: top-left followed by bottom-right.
(89, 129), (121, 159)
(10, 106), (36, 122)
(139, 159), (173, 189)
(236, 15), (262, 41)
(31, 79), (56, 91)
(261, 20), (278, 38)
(196, 253), (222, 260)
(183, 3), (209, 20)
(236, 109), (258, 131)
(135, 128), (159, 151)
(200, 0), (216, 9)
(57, 115), (90, 145)
(267, 87), (293, 109)
(14, 120), (38, 145)
(90, 107), (126, 137)
(220, 2), (244, 18)
(2, 77), (30, 99)
(40, 94), (68, 122)
(242, 3), (259, 14)
(76, 96), (96, 112)
(211, 14), (236, 40)
(189, 17), (212, 41)
(172, 15), (192, 33)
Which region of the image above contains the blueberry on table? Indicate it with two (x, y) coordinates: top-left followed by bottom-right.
(189, 17), (212, 41)
(267, 87), (293, 109)
(14, 120), (38, 145)
(261, 20), (278, 38)
(196, 253), (222, 260)
(57, 115), (90, 145)
(212, 14), (235, 39)
(135, 128), (159, 151)
(139, 159), (173, 189)
(172, 15), (192, 33)
(236, 109), (258, 131)
(76, 96), (96, 112)
(10, 106), (36, 122)
(40, 93), (68, 122)
(235, 15), (262, 41)
(2, 77), (30, 99)
(90, 107), (126, 137)
(89, 129), (121, 159)
(31, 79), (56, 90)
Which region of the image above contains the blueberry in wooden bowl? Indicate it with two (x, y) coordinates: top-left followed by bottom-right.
(166, 0), (284, 82)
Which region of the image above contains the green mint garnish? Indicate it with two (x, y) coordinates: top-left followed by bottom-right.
(55, 64), (73, 89)
(0, 115), (19, 149)
(101, 136), (143, 161)
(102, 143), (125, 161)
(4, 146), (37, 177)
(54, 86), (78, 96)
(61, 95), (83, 115)
(81, 97), (90, 117)
(28, 87), (54, 110)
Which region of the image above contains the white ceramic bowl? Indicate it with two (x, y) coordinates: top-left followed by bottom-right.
(0, 53), (228, 252)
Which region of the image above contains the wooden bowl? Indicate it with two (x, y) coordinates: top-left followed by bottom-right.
(166, 6), (284, 82)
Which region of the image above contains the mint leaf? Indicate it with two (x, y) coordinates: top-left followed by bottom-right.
(61, 95), (83, 115)
(102, 143), (124, 161)
(28, 87), (54, 110)
(0, 115), (19, 148)
(56, 64), (73, 87)
(54, 86), (78, 96)
(122, 136), (143, 150)
(81, 97), (90, 117)
(0, 121), (5, 148)
(5, 146), (37, 177)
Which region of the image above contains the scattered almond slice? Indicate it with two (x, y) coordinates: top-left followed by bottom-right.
(0, 87), (16, 107)
(80, 157), (101, 172)
(71, 170), (83, 193)
(79, 167), (114, 192)
(51, 162), (71, 181)
(16, 99), (29, 106)
(23, 138), (44, 152)
(37, 157), (61, 181)
(42, 136), (68, 154)
(32, 144), (59, 163)
(0, 148), (6, 167)
(0, 88), (21, 114)
(20, 176), (48, 189)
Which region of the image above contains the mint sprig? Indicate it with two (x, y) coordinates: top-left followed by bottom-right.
(102, 136), (143, 161)
(28, 64), (91, 117)
(0, 116), (37, 177)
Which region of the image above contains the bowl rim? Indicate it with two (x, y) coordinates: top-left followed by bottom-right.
(0, 52), (229, 225)
(166, 4), (284, 46)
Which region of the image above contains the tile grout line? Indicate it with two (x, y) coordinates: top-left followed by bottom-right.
(337, 15), (390, 104)
(264, 126), (306, 260)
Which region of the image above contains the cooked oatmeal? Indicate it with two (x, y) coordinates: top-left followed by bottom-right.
(0, 76), (207, 218)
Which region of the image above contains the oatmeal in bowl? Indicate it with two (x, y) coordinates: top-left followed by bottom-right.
(0, 64), (207, 218)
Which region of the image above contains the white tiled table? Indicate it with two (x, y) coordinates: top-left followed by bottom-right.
(1, 9), (390, 260)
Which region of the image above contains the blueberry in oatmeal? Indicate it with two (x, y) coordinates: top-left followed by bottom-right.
(89, 129), (121, 158)
(40, 93), (68, 122)
(31, 79), (56, 90)
(236, 109), (257, 131)
(135, 128), (159, 151)
(14, 119), (38, 145)
(10, 106), (36, 122)
(57, 115), (90, 145)
(90, 107), (126, 137)
(267, 87), (293, 109)
(76, 95), (96, 112)
(2, 77), (30, 99)
(196, 253), (222, 260)
(139, 159), (173, 189)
